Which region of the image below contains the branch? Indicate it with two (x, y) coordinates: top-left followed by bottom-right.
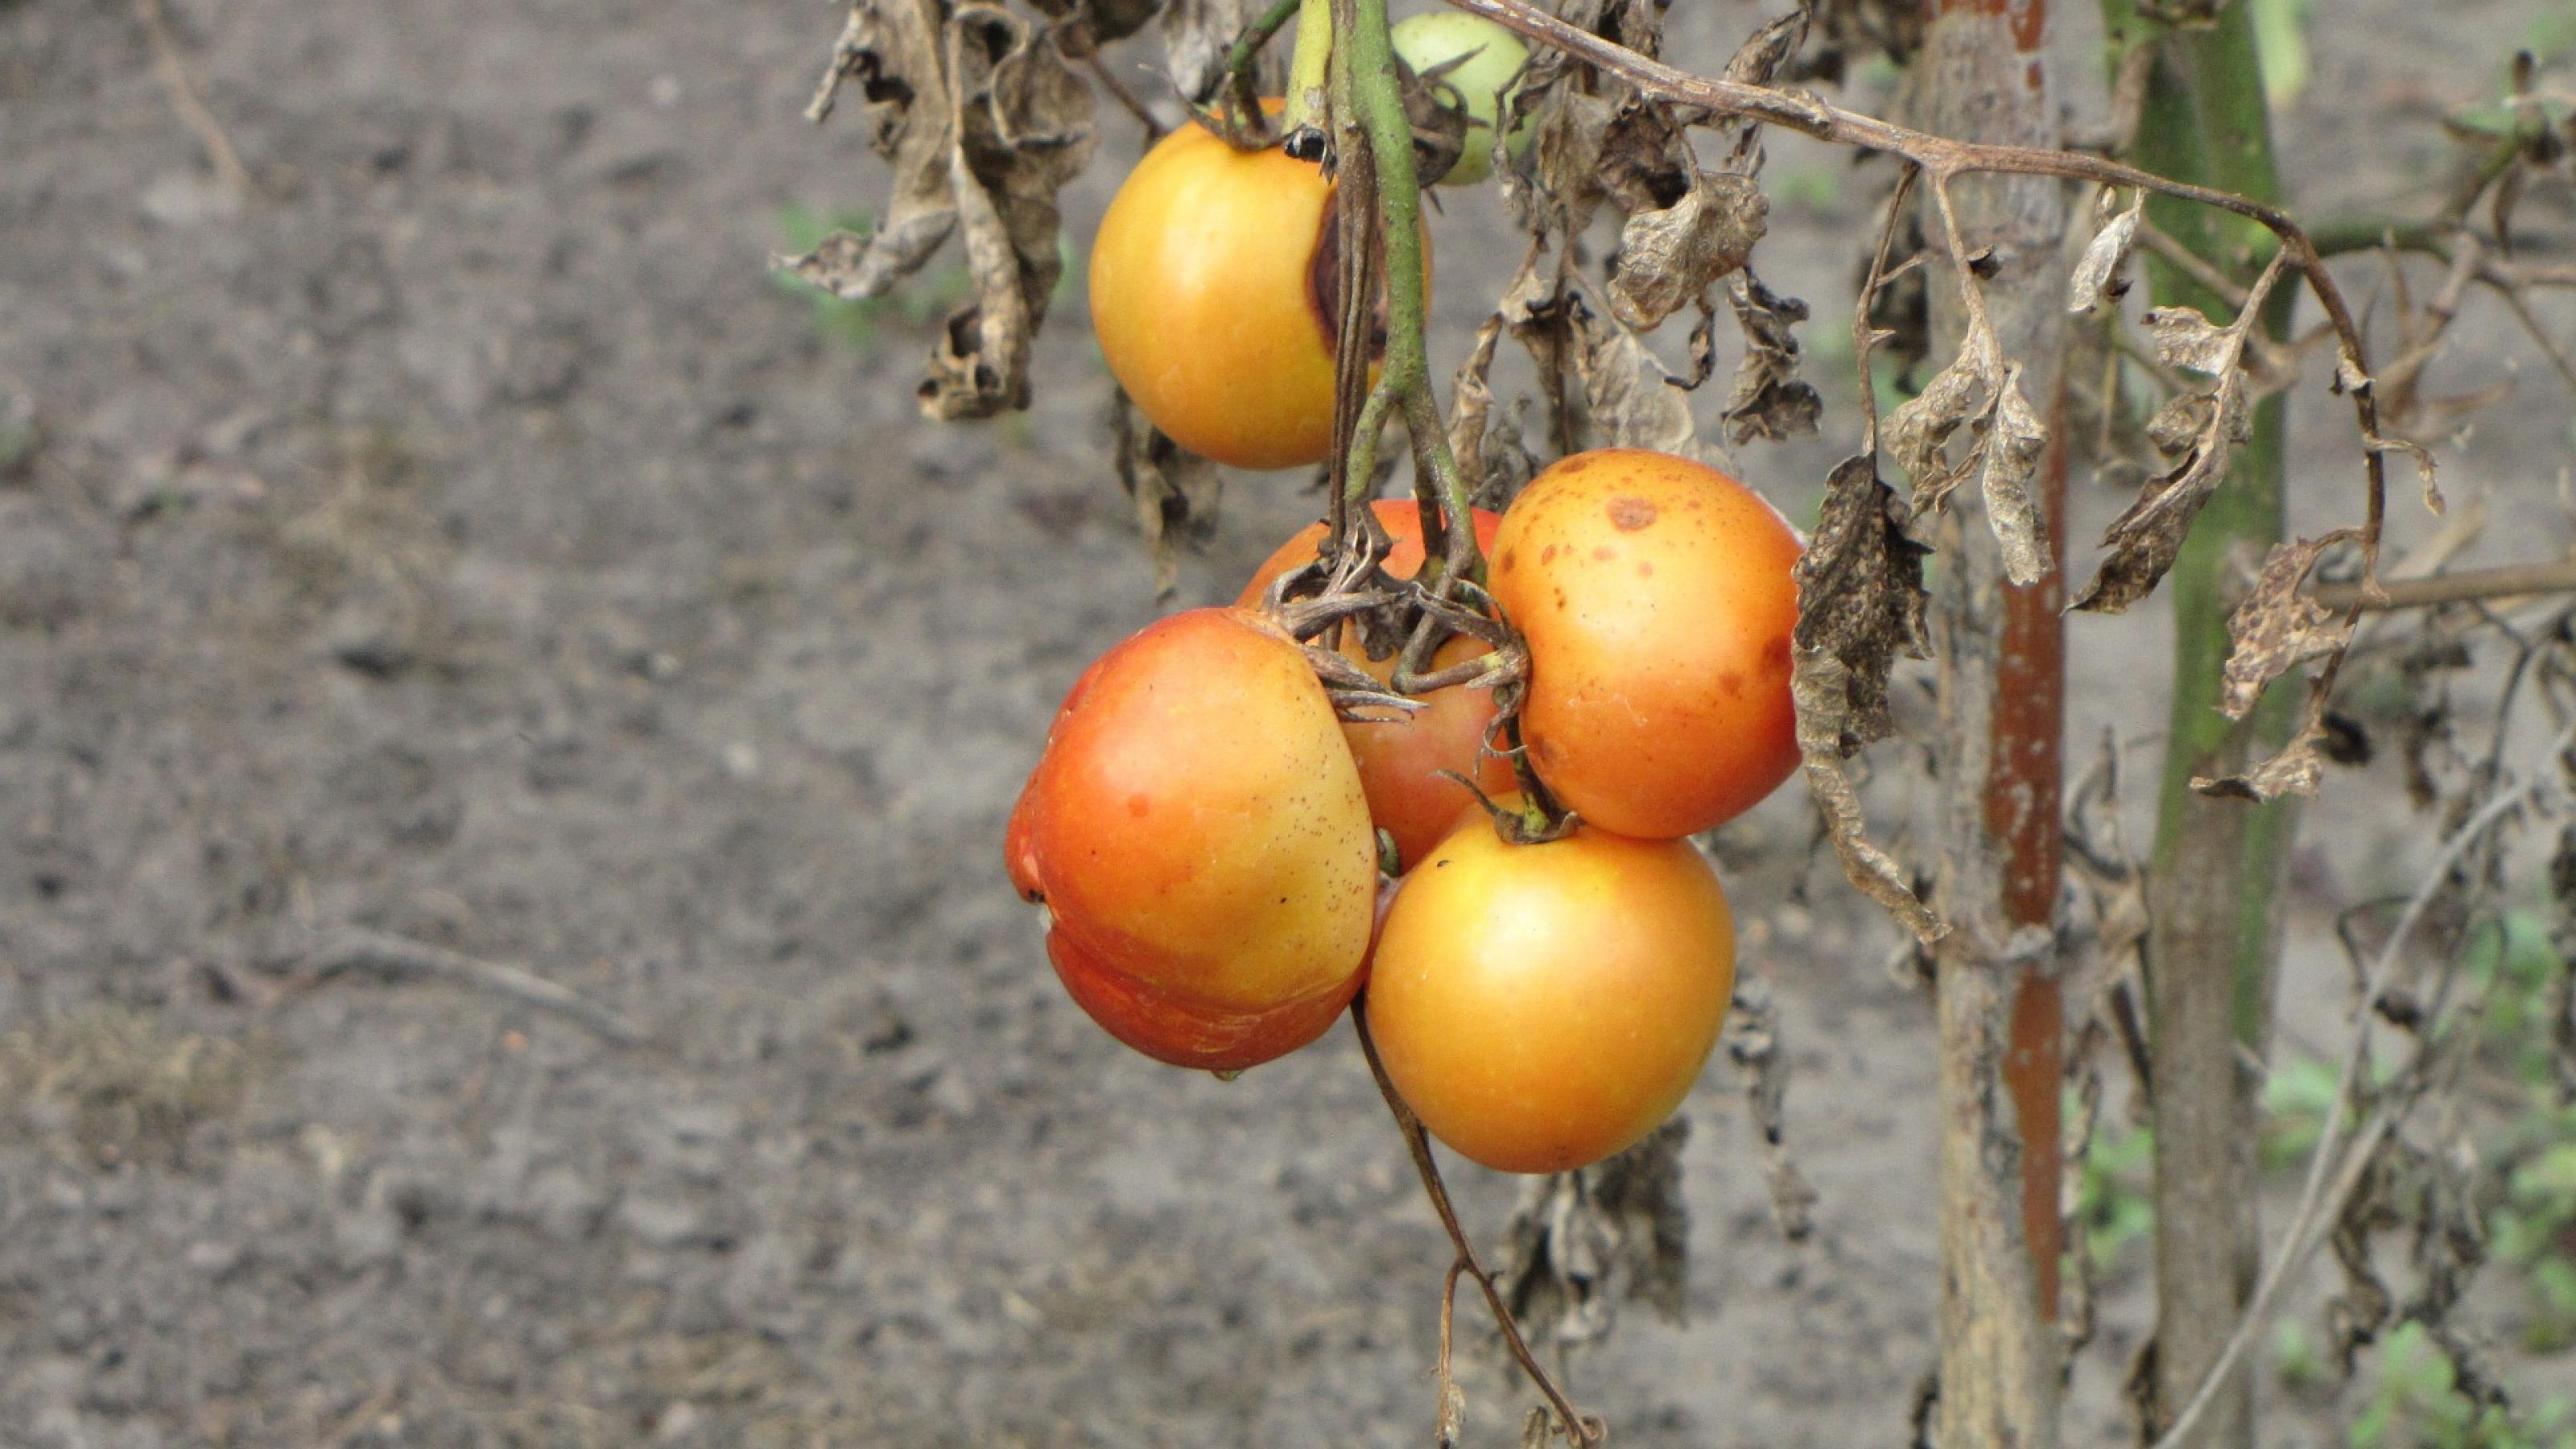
(1352, 1009), (1602, 1446)
(2145, 725), (2575, 1449)
(2310, 557), (2576, 613)
(1439, 0), (2392, 573)
(295, 928), (647, 1046)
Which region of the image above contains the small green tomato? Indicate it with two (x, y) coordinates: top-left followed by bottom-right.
(1390, 12), (1532, 188)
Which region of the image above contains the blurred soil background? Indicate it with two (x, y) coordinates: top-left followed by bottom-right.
(1, 0), (2571, 1443)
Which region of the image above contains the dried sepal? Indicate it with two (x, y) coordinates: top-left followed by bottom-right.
(1720, 270), (1823, 444)
(1110, 386), (1220, 598)
(1606, 170), (1769, 332)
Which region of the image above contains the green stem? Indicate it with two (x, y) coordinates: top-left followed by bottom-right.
(1282, 0), (1334, 135)
(2104, 4), (2294, 1445)
(1225, 0), (1304, 136)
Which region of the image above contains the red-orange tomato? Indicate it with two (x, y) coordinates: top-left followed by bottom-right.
(1009, 607), (1378, 1069)
(1362, 808), (1736, 1173)
(1238, 501), (1513, 869)
(1090, 114), (1425, 472)
(1489, 448), (1802, 839)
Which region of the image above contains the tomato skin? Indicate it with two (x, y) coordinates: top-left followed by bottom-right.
(1490, 448), (1802, 839)
(1362, 811), (1736, 1174)
(1238, 501), (1513, 869)
(1046, 929), (1361, 1071)
(1090, 119), (1337, 471)
(1011, 607), (1377, 1066)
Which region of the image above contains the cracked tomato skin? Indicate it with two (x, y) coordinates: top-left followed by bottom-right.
(1009, 607), (1378, 1067)
(1361, 808), (1736, 1173)
(1238, 501), (1512, 869)
(1090, 117), (1341, 472)
(1489, 448), (1802, 840)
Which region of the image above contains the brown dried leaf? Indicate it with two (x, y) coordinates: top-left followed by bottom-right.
(1447, 316), (1536, 510)
(1724, 976), (1816, 1241)
(2142, 303), (2236, 375)
(2217, 536), (2355, 720)
(1979, 362), (2053, 586)
(1111, 386), (1220, 597)
(1721, 272), (1821, 444)
(1608, 171), (1769, 331)
(1569, 298), (1699, 456)
(1885, 350), (1988, 517)
(789, 0), (960, 300)
(2070, 378), (2248, 613)
(1791, 453), (1939, 943)
(1158, 0), (1265, 103)
(1500, 1120), (1690, 1347)
(2067, 200), (2140, 314)
(2192, 682), (2332, 801)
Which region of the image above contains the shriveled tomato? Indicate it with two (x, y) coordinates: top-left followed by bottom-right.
(1238, 500), (1512, 869)
(1489, 448), (1802, 840)
(1089, 114), (1425, 471)
(1009, 607), (1378, 1068)
(1362, 808), (1736, 1173)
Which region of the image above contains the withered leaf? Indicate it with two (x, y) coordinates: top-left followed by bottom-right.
(1608, 171), (1769, 331)
(2192, 697), (2330, 801)
(1447, 315), (1536, 509)
(1978, 363), (2053, 586)
(2143, 303), (2236, 375)
(1111, 385), (1220, 597)
(1790, 453), (1940, 943)
(1571, 296), (1700, 456)
(1158, 0), (1268, 103)
(1724, 977), (1816, 1241)
(2217, 536), (2355, 720)
(2072, 352), (2252, 613)
(2066, 200), (2140, 314)
(788, 2), (1096, 420)
(1885, 348), (1987, 517)
(1500, 1120), (1690, 1348)
(1719, 270), (1820, 444)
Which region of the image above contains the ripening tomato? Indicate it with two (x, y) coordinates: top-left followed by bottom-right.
(1009, 607), (1378, 1069)
(1089, 114), (1426, 471)
(1238, 500), (1513, 869)
(1489, 448), (1802, 840)
(1362, 807), (1736, 1173)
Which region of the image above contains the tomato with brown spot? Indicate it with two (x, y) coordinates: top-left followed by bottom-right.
(1007, 608), (1378, 1070)
(1490, 448), (1802, 839)
(1238, 500), (1513, 869)
(1362, 806), (1737, 1173)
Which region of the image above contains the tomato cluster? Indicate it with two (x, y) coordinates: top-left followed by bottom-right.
(1009, 448), (1802, 1174)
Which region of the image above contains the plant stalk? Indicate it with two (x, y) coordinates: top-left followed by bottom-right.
(2102, 3), (2297, 1445)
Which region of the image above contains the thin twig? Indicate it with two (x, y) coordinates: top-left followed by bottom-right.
(1086, 56), (1165, 141)
(1352, 1008), (1601, 1447)
(136, 0), (254, 200)
(2135, 218), (2252, 310)
(297, 928), (646, 1046)
(2311, 557), (2576, 613)
(2145, 727), (2575, 1449)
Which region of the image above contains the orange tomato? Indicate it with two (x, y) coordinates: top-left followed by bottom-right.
(1090, 114), (1425, 471)
(1489, 448), (1802, 839)
(1009, 607), (1377, 1068)
(1362, 808), (1736, 1173)
(1239, 500), (1513, 869)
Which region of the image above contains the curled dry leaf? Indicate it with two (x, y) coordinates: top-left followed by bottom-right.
(1110, 385), (1220, 598)
(1499, 1119), (1690, 1349)
(2216, 536), (2356, 720)
(1719, 270), (1821, 444)
(2191, 680), (2332, 801)
(1159, 0), (1271, 103)
(1978, 362), (2053, 586)
(1791, 453), (1941, 942)
(2066, 197), (2142, 315)
(2072, 299), (2268, 614)
(1884, 342), (1988, 517)
(1607, 171), (1769, 332)
(1724, 976), (1817, 1241)
(1447, 314), (1538, 508)
(786, 0), (1097, 420)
